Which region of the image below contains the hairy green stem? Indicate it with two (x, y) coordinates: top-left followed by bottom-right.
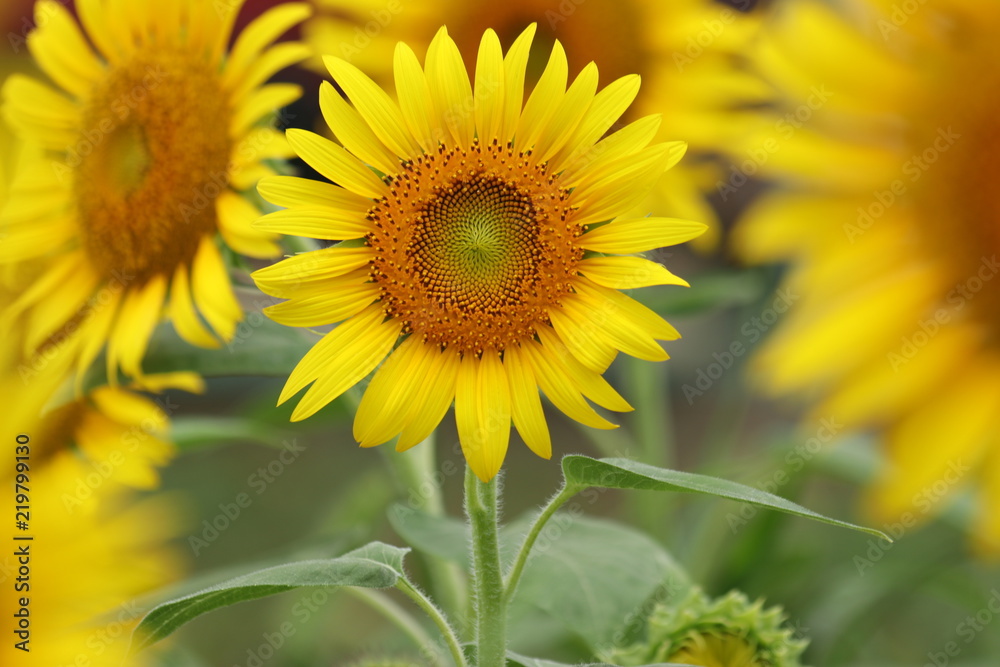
(396, 578), (469, 667)
(503, 483), (578, 603)
(465, 467), (506, 667)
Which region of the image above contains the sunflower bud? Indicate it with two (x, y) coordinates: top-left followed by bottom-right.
(608, 588), (808, 667)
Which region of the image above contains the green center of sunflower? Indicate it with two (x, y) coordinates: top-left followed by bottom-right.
(412, 176), (542, 312)
(368, 141), (582, 355)
(74, 49), (232, 284)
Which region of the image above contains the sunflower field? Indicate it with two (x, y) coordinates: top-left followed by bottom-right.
(2, 1), (998, 666)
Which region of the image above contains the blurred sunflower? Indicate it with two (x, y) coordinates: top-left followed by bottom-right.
(305, 0), (765, 249)
(0, 394), (187, 667)
(0, 0), (311, 383)
(1, 315), (193, 665)
(730, 0), (1000, 551)
(254, 25), (704, 481)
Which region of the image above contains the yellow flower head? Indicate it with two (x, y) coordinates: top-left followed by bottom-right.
(0, 0), (311, 383)
(1, 408), (185, 666)
(254, 26), (705, 481)
(1, 328), (189, 666)
(305, 0), (765, 249)
(730, 0), (1000, 551)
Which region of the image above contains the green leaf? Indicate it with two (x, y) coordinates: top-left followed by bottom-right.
(343, 541), (409, 573)
(507, 652), (684, 667)
(130, 542), (409, 654)
(562, 456), (888, 540)
(389, 508), (695, 649)
(513, 517), (691, 648)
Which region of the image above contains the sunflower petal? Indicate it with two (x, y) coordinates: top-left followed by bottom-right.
(264, 281), (378, 327)
(500, 24), (536, 144)
(169, 264), (219, 349)
(286, 128), (387, 198)
(287, 307), (402, 421)
(580, 217), (707, 254)
(192, 236), (243, 341)
(521, 339), (618, 430)
(515, 40), (567, 153)
(319, 80), (401, 174)
(425, 27), (475, 147)
(474, 29), (505, 142)
(253, 207), (372, 240)
(533, 62), (599, 163)
(456, 352), (510, 482)
(504, 345), (551, 459)
(396, 348), (461, 452)
(393, 41), (441, 151)
(577, 256), (690, 289)
(253, 247), (374, 297)
(324, 55), (421, 160)
(354, 337), (436, 447)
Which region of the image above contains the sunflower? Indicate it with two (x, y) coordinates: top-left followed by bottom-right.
(304, 0), (765, 249)
(609, 589), (807, 667)
(0, 0), (311, 384)
(254, 25), (705, 481)
(1, 312), (191, 666)
(0, 394), (186, 667)
(730, 0), (1000, 551)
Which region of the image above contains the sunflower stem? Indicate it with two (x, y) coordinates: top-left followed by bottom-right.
(503, 482), (578, 604)
(465, 466), (506, 667)
(396, 578), (469, 667)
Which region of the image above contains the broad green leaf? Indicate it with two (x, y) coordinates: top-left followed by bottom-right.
(130, 542), (409, 654)
(562, 456), (888, 539)
(513, 517), (691, 648)
(344, 541), (409, 573)
(389, 507), (693, 647)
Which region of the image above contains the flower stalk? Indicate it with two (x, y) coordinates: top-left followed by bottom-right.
(465, 466), (506, 667)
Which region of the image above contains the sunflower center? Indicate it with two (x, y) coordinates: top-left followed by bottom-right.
(74, 49), (232, 284)
(368, 141), (581, 355)
(33, 399), (86, 464)
(915, 34), (1000, 325)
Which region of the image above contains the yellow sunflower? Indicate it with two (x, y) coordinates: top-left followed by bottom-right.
(730, 0), (1000, 551)
(0, 0), (311, 384)
(1, 315), (192, 665)
(254, 25), (705, 481)
(305, 0), (765, 249)
(1, 390), (187, 666)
